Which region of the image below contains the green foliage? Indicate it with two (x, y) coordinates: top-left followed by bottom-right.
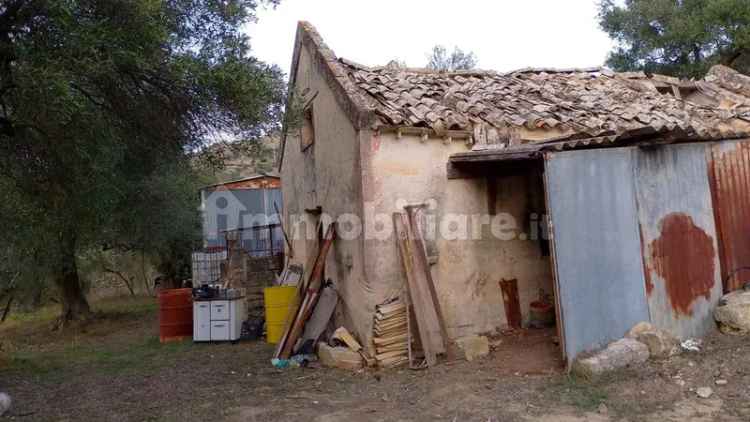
(0, 0), (285, 315)
(426, 45), (478, 72)
(599, 0), (750, 78)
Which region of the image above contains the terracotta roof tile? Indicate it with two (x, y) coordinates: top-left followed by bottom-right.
(336, 59), (750, 144)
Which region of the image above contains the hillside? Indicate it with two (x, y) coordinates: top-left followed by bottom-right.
(198, 136), (280, 184)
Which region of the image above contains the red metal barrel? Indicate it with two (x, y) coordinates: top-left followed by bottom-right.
(159, 288), (193, 343)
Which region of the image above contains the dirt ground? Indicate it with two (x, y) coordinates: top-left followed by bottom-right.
(1, 296), (750, 422)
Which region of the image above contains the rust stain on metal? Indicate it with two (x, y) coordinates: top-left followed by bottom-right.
(643, 263), (654, 296)
(648, 212), (715, 316)
(709, 141), (750, 292)
(639, 224), (654, 296)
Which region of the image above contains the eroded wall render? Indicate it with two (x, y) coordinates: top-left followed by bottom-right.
(360, 132), (555, 340)
(280, 44), (371, 346)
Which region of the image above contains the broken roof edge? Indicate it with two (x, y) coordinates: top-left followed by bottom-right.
(199, 173), (280, 191)
(279, 21), (380, 171)
(449, 132), (750, 164)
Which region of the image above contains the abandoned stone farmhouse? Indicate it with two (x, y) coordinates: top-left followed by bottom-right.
(279, 21), (750, 365)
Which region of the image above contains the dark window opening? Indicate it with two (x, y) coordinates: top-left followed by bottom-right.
(300, 107), (315, 151)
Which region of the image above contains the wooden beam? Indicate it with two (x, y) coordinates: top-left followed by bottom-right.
(393, 212), (447, 366)
(405, 206), (449, 351)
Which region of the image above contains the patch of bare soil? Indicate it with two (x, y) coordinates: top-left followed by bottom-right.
(489, 327), (564, 375)
(2, 299), (750, 421)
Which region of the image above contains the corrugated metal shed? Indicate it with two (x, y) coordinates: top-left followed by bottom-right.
(634, 143), (722, 339)
(545, 148), (650, 364)
(709, 139), (750, 292)
(201, 175), (283, 249)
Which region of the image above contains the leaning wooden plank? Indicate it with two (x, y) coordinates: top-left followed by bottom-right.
(393, 213), (440, 366)
(405, 294), (414, 368)
(277, 224), (336, 359)
(499, 278), (522, 329)
(272, 273), (307, 358)
(298, 285), (339, 348)
(273, 226), (325, 358)
(405, 206), (448, 354)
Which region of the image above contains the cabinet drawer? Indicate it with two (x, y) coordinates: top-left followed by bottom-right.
(210, 301), (229, 320)
(210, 321), (230, 341)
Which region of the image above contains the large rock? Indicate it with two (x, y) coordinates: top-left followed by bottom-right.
(455, 335), (490, 362)
(573, 338), (649, 377)
(625, 321), (680, 359)
(625, 321), (655, 339)
(0, 392), (10, 417)
(714, 290), (750, 334)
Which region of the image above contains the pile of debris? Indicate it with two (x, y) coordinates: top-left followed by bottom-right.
(270, 224), (376, 370)
(270, 206), (454, 371)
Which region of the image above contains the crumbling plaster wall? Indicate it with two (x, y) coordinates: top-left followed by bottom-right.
(280, 45), (371, 345)
(361, 132), (554, 339)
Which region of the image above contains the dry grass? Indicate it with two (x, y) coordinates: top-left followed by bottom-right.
(2, 296), (750, 421)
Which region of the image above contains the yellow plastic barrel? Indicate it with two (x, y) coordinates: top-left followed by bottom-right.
(264, 286), (297, 344)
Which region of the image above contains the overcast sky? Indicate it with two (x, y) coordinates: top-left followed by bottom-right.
(244, 0), (615, 78)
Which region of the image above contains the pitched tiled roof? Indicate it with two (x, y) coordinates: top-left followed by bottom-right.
(290, 22), (750, 149)
(342, 60), (750, 144)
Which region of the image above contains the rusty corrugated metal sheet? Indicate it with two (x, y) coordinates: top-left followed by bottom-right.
(709, 139), (750, 292)
(634, 143), (722, 339)
(210, 176), (281, 191)
(545, 148), (650, 365)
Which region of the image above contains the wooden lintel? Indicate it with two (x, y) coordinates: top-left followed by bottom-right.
(449, 149), (541, 163)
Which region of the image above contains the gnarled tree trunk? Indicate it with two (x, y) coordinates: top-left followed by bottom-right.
(55, 230), (91, 326)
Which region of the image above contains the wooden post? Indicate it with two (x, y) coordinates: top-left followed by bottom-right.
(499, 278), (522, 329)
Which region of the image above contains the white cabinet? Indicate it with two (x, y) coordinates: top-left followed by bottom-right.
(193, 302), (211, 341)
(193, 298), (245, 342)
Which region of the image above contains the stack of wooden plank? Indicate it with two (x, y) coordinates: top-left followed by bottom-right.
(373, 300), (408, 368)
